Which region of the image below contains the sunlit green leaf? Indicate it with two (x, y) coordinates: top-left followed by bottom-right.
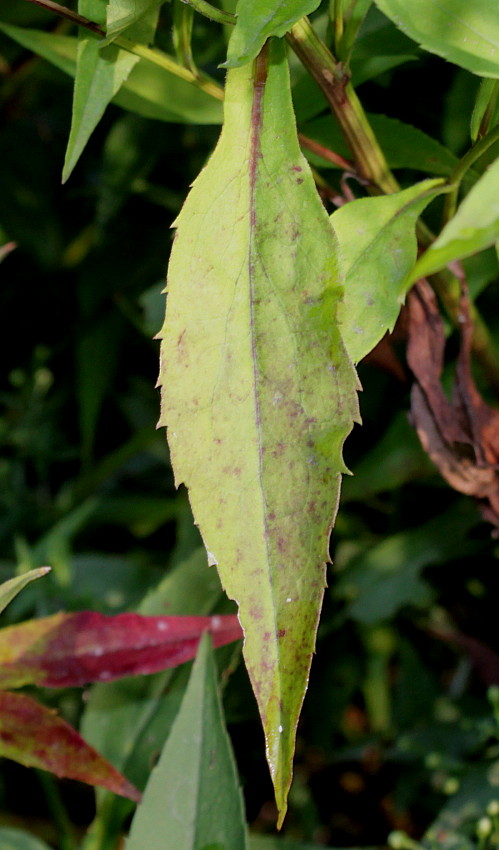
(126, 633), (247, 850)
(405, 157), (499, 287)
(374, 0), (499, 78)
(159, 39), (359, 823)
(226, 0), (321, 67)
(0, 567), (50, 617)
(333, 179), (445, 364)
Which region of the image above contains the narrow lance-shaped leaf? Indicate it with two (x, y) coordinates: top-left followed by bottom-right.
(374, 0), (499, 78)
(225, 0), (322, 67)
(158, 38), (360, 823)
(126, 633), (247, 850)
(0, 610), (242, 690)
(63, 0), (159, 181)
(0, 691), (140, 802)
(333, 178), (445, 364)
(0, 567), (50, 617)
(405, 157), (499, 289)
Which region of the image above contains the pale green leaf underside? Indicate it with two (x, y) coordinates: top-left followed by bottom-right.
(158, 39), (359, 821)
(333, 179), (445, 364)
(226, 0), (321, 67)
(374, 0), (499, 78)
(405, 157), (499, 287)
(126, 634), (247, 850)
(0, 25), (222, 126)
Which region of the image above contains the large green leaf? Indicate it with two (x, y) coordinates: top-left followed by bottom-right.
(126, 633), (247, 850)
(158, 39), (359, 823)
(374, 0), (499, 78)
(333, 179), (445, 364)
(405, 157), (499, 287)
(0, 24), (222, 125)
(226, 0), (321, 67)
(63, 0), (160, 180)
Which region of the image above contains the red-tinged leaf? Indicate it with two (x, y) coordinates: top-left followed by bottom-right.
(0, 690), (141, 801)
(0, 612), (242, 689)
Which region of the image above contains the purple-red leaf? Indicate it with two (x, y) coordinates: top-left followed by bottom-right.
(0, 690), (141, 801)
(0, 611), (242, 689)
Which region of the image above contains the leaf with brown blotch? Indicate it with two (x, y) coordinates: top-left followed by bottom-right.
(0, 690), (141, 801)
(0, 611), (242, 690)
(407, 277), (499, 527)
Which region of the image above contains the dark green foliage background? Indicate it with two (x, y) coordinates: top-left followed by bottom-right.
(0, 2), (498, 848)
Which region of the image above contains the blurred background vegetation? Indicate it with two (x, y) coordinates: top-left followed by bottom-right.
(0, 1), (499, 848)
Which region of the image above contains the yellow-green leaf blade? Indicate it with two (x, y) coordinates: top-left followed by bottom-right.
(158, 39), (359, 823)
(405, 157), (499, 287)
(333, 179), (446, 364)
(226, 0), (322, 67)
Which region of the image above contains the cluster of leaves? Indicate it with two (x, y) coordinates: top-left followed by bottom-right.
(0, 0), (499, 848)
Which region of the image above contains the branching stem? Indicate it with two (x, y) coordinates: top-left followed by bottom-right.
(22, 0), (224, 100)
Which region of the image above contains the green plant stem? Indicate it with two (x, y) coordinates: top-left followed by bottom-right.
(36, 769), (77, 850)
(25, 0), (102, 34)
(287, 16), (399, 194)
(443, 123), (499, 223)
(180, 0), (236, 26)
(116, 37), (224, 100)
(288, 15), (499, 391)
(22, 0), (224, 100)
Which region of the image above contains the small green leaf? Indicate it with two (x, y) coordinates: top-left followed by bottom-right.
(374, 0), (499, 78)
(471, 79), (499, 141)
(126, 633), (247, 850)
(63, 0), (160, 181)
(0, 567), (50, 617)
(159, 39), (359, 823)
(333, 179), (445, 363)
(405, 157), (499, 287)
(225, 0), (321, 67)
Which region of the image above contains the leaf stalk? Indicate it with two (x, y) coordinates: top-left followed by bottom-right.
(287, 16), (399, 194)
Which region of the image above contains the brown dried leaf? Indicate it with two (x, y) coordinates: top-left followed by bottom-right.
(407, 277), (499, 527)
